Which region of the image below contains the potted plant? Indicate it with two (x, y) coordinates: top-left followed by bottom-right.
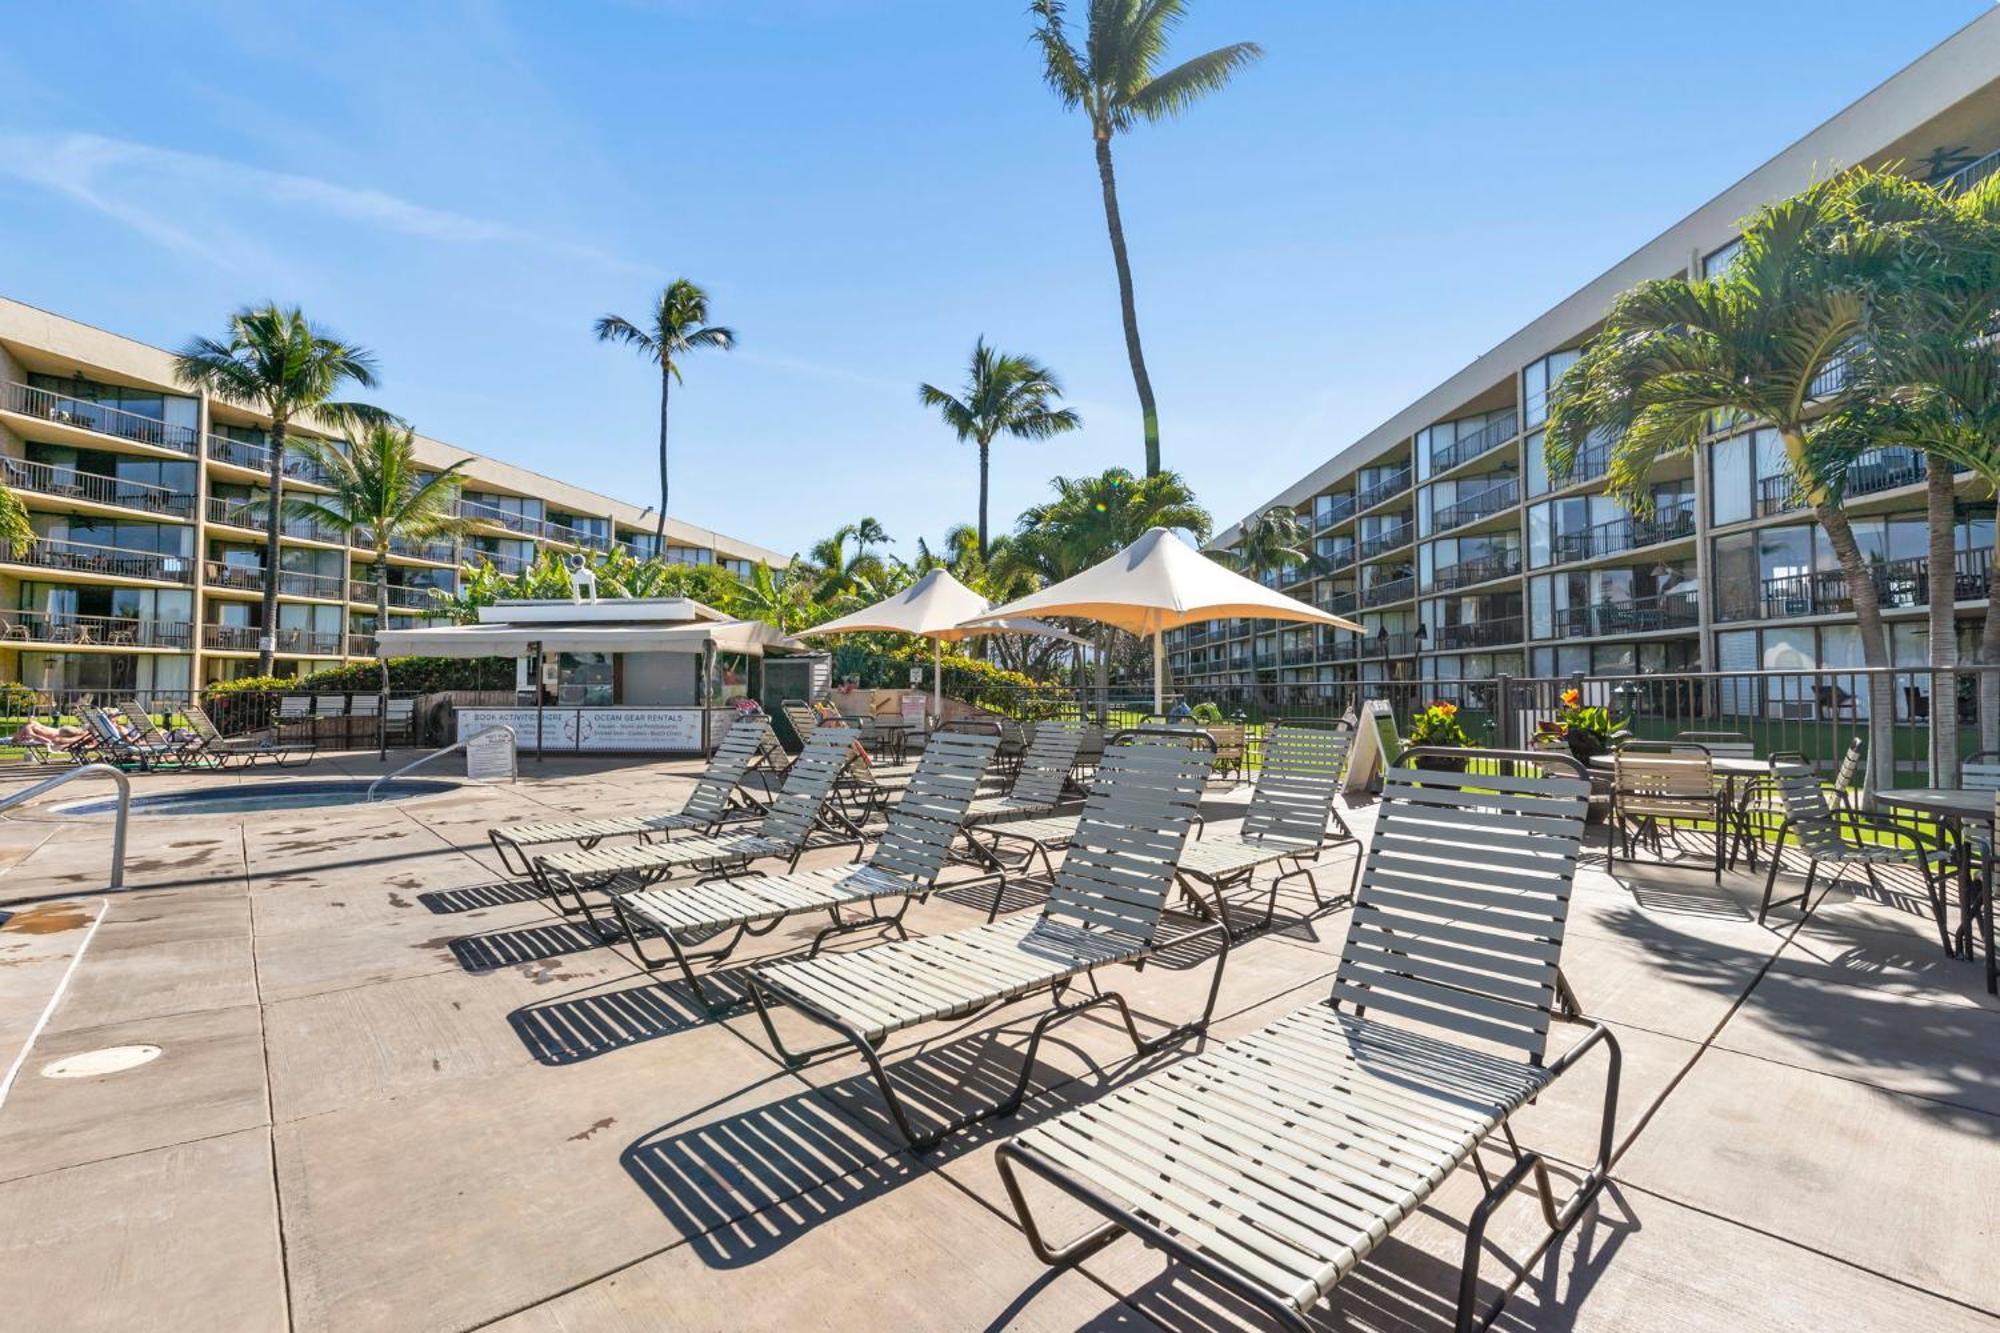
(1552, 687), (1620, 764)
(1405, 699), (1473, 771)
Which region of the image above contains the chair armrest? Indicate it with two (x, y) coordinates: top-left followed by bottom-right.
(1831, 809), (1937, 852)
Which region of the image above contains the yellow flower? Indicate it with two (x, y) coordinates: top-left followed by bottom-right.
(1560, 689), (1580, 707)
(1434, 701), (1458, 717)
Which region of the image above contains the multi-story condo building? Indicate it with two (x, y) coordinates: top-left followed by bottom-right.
(0, 296), (784, 696)
(1172, 13), (2000, 708)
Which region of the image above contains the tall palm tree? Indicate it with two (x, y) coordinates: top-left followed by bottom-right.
(1002, 466), (1212, 697)
(1546, 180), (1900, 789)
(286, 424), (470, 754)
(849, 516), (892, 563)
(1223, 504), (1310, 700)
(595, 279), (735, 550)
(808, 523), (897, 606)
(174, 304), (386, 674)
(919, 339), (1082, 553)
(1030, 0), (1260, 478)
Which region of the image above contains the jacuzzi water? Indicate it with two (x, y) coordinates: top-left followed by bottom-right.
(53, 778), (459, 816)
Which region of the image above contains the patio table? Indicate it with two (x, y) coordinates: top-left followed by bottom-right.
(1877, 787), (1996, 991)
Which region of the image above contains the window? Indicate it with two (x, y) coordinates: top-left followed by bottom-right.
(1702, 238), (1744, 279)
(1522, 350), (1579, 429)
(1709, 432), (1750, 526)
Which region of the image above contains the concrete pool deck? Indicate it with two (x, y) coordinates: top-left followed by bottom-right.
(0, 750), (1995, 1331)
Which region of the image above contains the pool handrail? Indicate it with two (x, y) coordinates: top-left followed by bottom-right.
(366, 723), (517, 801)
(0, 763), (130, 892)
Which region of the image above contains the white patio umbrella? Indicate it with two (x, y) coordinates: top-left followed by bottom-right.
(961, 526), (1365, 713)
(801, 568), (1085, 716)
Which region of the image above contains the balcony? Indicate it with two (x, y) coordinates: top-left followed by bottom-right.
(1752, 548), (1992, 619)
(1314, 494), (1356, 530)
(1428, 410), (1517, 475)
(1550, 505), (1695, 564)
(1549, 596), (1700, 639)
(544, 521), (612, 552)
(458, 499), (545, 537)
(1358, 524), (1413, 561)
(1755, 474), (1803, 518)
(0, 608), (192, 650)
(3, 458), (195, 520)
(1362, 574), (1415, 608)
(2, 382), (199, 456)
(1434, 616), (1523, 651)
(1373, 631), (1418, 656)
(352, 530), (457, 563)
(6, 537), (193, 584)
(1432, 551), (1521, 592)
(1319, 590), (1358, 616)
(1356, 469), (1412, 512)
(1280, 647), (1315, 667)
(1329, 638), (1357, 660)
(207, 497), (348, 545)
(1844, 446), (1927, 499)
(1547, 443), (1610, 491)
(347, 634), (379, 657)
(1430, 476), (1519, 534)
(200, 563), (344, 599)
(202, 624), (345, 655)
(351, 580), (447, 611)
(205, 434), (335, 486)
(1317, 539), (1356, 569)
(463, 547), (532, 575)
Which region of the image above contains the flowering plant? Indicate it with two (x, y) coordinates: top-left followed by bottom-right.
(1553, 687), (1620, 760)
(1406, 699), (1471, 749)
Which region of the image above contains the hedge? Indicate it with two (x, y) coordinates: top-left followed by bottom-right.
(203, 656), (516, 697)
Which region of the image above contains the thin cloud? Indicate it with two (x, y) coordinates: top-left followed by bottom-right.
(0, 131), (642, 272)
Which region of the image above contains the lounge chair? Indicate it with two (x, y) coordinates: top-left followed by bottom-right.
(533, 725), (871, 921)
(176, 698), (314, 769)
(81, 708), (186, 771)
(489, 717), (780, 883)
(1171, 722), (1357, 938)
(384, 697), (418, 747)
(606, 728), (1001, 1013)
(744, 736), (1225, 1151)
(112, 700), (205, 768)
(779, 698), (821, 751)
(994, 748), (1620, 1333)
(1756, 759), (1953, 949)
(956, 720), (1087, 871)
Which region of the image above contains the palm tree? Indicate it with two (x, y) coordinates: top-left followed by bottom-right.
(1546, 180), (1898, 789)
(920, 339), (1082, 553)
(594, 279), (735, 549)
(1030, 0), (1260, 478)
(0, 478), (32, 558)
(174, 304), (386, 674)
(808, 523), (898, 606)
(1224, 504), (1310, 701)
(849, 516), (892, 563)
(733, 560), (815, 634)
(1002, 466), (1212, 698)
(286, 424), (470, 754)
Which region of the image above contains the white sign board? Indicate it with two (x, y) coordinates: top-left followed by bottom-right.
(900, 692), (928, 729)
(455, 708), (705, 753)
(464, 725), (517, 782)
(1342, 699), (1403, 793)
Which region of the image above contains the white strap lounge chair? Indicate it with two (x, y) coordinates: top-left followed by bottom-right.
(1171, 723), (1357, 938)
(534, 726), (868, 922)
(744, 737), (1224, 1151)
(956, 720), (1087, 869)
(995, 748), (1621, 1333)
(488, 717), (780, 882)
(605, 728), (1001, 1014)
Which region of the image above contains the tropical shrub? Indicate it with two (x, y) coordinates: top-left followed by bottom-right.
(1552, 687), (1620, 762)
(1406, 699), (1472, 749)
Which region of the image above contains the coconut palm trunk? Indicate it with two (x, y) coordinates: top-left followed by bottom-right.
(977, 438), (992, 556)
(1808, 464), (1898, 794)
(261, 414), (288, 675)
(1094, 136), (1161, 477)
(657, 368), (672, 549)
(1924, 456), (1960, 784)
(1981, 560), (2000, 751)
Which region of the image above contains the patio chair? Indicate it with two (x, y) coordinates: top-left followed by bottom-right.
(313, 694), (348, 744)
(993, 747), (1619, 1333)
(976, 726), (1218, 895)
(957, 720), (1087, 870)
(1205, 722), (1248, 784)
(489, 717), (779, 882)
(779, 699), (820, 752)
(1610, 740), (1726, 883)
(533, 725), (871, 920)
(1676, 729), (1754, 759)
(606, 729), (1001, 1014)
(1755, 760), (1953, 951)
(384, 697), (418, 747)
(1831, 735), (1865, 810)
(347, 693), (382, 743)
(1961, 750), (2000, 792)
(1171, 723), (1357, 938)
(276, 695), (313, 739)
(744, 736), (1224, 1151)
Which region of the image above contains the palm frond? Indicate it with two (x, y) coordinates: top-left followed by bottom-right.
(1126, 41), (1262, 122)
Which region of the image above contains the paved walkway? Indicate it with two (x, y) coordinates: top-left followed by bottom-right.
(0, 753), (1994, 1331)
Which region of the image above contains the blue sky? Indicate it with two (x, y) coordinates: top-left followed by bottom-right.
(0, 1), (1990, 561)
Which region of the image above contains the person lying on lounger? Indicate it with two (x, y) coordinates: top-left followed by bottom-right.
(14, 720), (87, 746)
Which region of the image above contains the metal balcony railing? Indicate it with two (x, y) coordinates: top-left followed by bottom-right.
(1548, 596), (1700, 640)
(457, 499), (545, 536)
(1430, 476), (1519, 533)
(1844, 446), (1927, 498)
(1362, 574), (1415, 608)
(1428, 410), (1518, 474)
(202, 624), (344, 655)
(3, 457), (195, 519)
(6, 537), (193, 583)
(1546, 444), (1610, 491)
(1314, 494), (1356, 529)
(1550, 505), (1696, 564)
(347, 634), (379, 657)
(351, 530), (457, 563)
(1432, 551), (1521, 592)
(1358, 524), (1413, 560)
(1434, 616), (1523, 650)
(1320, 590), (1358, 615)
(0, 609), (192, 650)
(350, 580), (446, 610)
(1749, 548), (1993, 620)
(1755, 473), (1804, 517)
(3, 382), (199, 455)
(1356, 469), (1412, 511)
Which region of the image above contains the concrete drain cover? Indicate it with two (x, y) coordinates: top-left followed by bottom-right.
(41, 1045), (162, 1079)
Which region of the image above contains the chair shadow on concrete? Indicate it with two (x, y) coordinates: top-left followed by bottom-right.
(510, 972), (745, 1065)
(419, 880), (545, 914)
(1061, 1161), (1635, 1332)
(449, 919), (613, 972)
(621, 1018), (1189, 1268)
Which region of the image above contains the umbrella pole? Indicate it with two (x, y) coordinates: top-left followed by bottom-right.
(1153, 632), (1165, 715)
(932, 638), (942, 722)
